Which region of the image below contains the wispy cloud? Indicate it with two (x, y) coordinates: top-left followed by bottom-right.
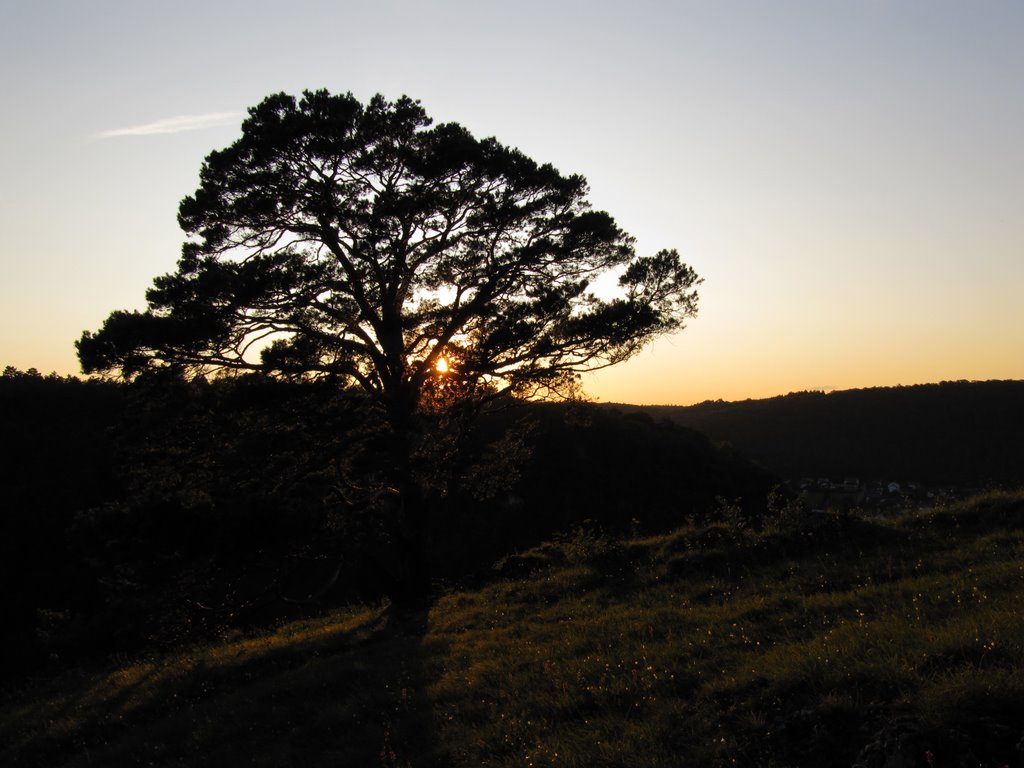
(97, 111), (242, 138)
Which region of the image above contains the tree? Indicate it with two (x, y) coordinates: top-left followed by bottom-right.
(78, 89), (701, 602)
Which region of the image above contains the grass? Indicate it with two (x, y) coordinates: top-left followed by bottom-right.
(3, 490), (1024, 767)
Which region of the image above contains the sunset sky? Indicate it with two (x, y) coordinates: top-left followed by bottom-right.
(2, 1), (1021, 405)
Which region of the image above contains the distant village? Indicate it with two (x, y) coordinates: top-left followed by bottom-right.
(788, 477), (981, 515)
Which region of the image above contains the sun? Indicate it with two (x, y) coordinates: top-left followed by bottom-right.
(435, 356), (449, 374)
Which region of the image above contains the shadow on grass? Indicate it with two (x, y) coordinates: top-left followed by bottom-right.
(2, 604), (439, 768)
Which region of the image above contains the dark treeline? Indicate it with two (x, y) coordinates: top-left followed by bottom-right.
(0, 368), (773, 676)
(616, 380), (1024, 486)
(2, 369), (125, 673)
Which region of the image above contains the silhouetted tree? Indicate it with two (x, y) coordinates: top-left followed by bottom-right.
(78, 90), (701, 603)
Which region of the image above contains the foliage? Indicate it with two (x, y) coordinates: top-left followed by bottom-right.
(5, 491), (1024, 767)
(78, 90), (699, 397)
(76, 89), (701, 599)
(0, 367), (124, 674)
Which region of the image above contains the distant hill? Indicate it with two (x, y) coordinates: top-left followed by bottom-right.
(438, 402), (779, 568)
(610, 380), (1024, 486)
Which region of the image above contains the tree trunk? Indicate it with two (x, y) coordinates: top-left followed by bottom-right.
(390, 480), (433, 608)
(386, 396), (434, 608)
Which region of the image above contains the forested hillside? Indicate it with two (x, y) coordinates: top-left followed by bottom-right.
(0, 369), (774, 675)
(617, 380), (1024, 485)
(5, 368), (1024, 765)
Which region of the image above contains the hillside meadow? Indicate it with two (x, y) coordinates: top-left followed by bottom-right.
(3, 490), (1023, 767)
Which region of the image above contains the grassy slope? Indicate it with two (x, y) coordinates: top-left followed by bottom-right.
(4, 491), (1024, 768)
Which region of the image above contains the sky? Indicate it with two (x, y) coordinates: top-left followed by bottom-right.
(2, 1), (1022, 405)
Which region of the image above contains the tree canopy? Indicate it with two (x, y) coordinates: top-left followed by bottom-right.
(78, 89), (700, 411)
(78, 89), (701, 600)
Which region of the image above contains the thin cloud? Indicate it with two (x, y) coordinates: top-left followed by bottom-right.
(98, 111), (242, 138)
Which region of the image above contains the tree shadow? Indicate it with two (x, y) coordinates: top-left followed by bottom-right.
(2, 603), (440, 767)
